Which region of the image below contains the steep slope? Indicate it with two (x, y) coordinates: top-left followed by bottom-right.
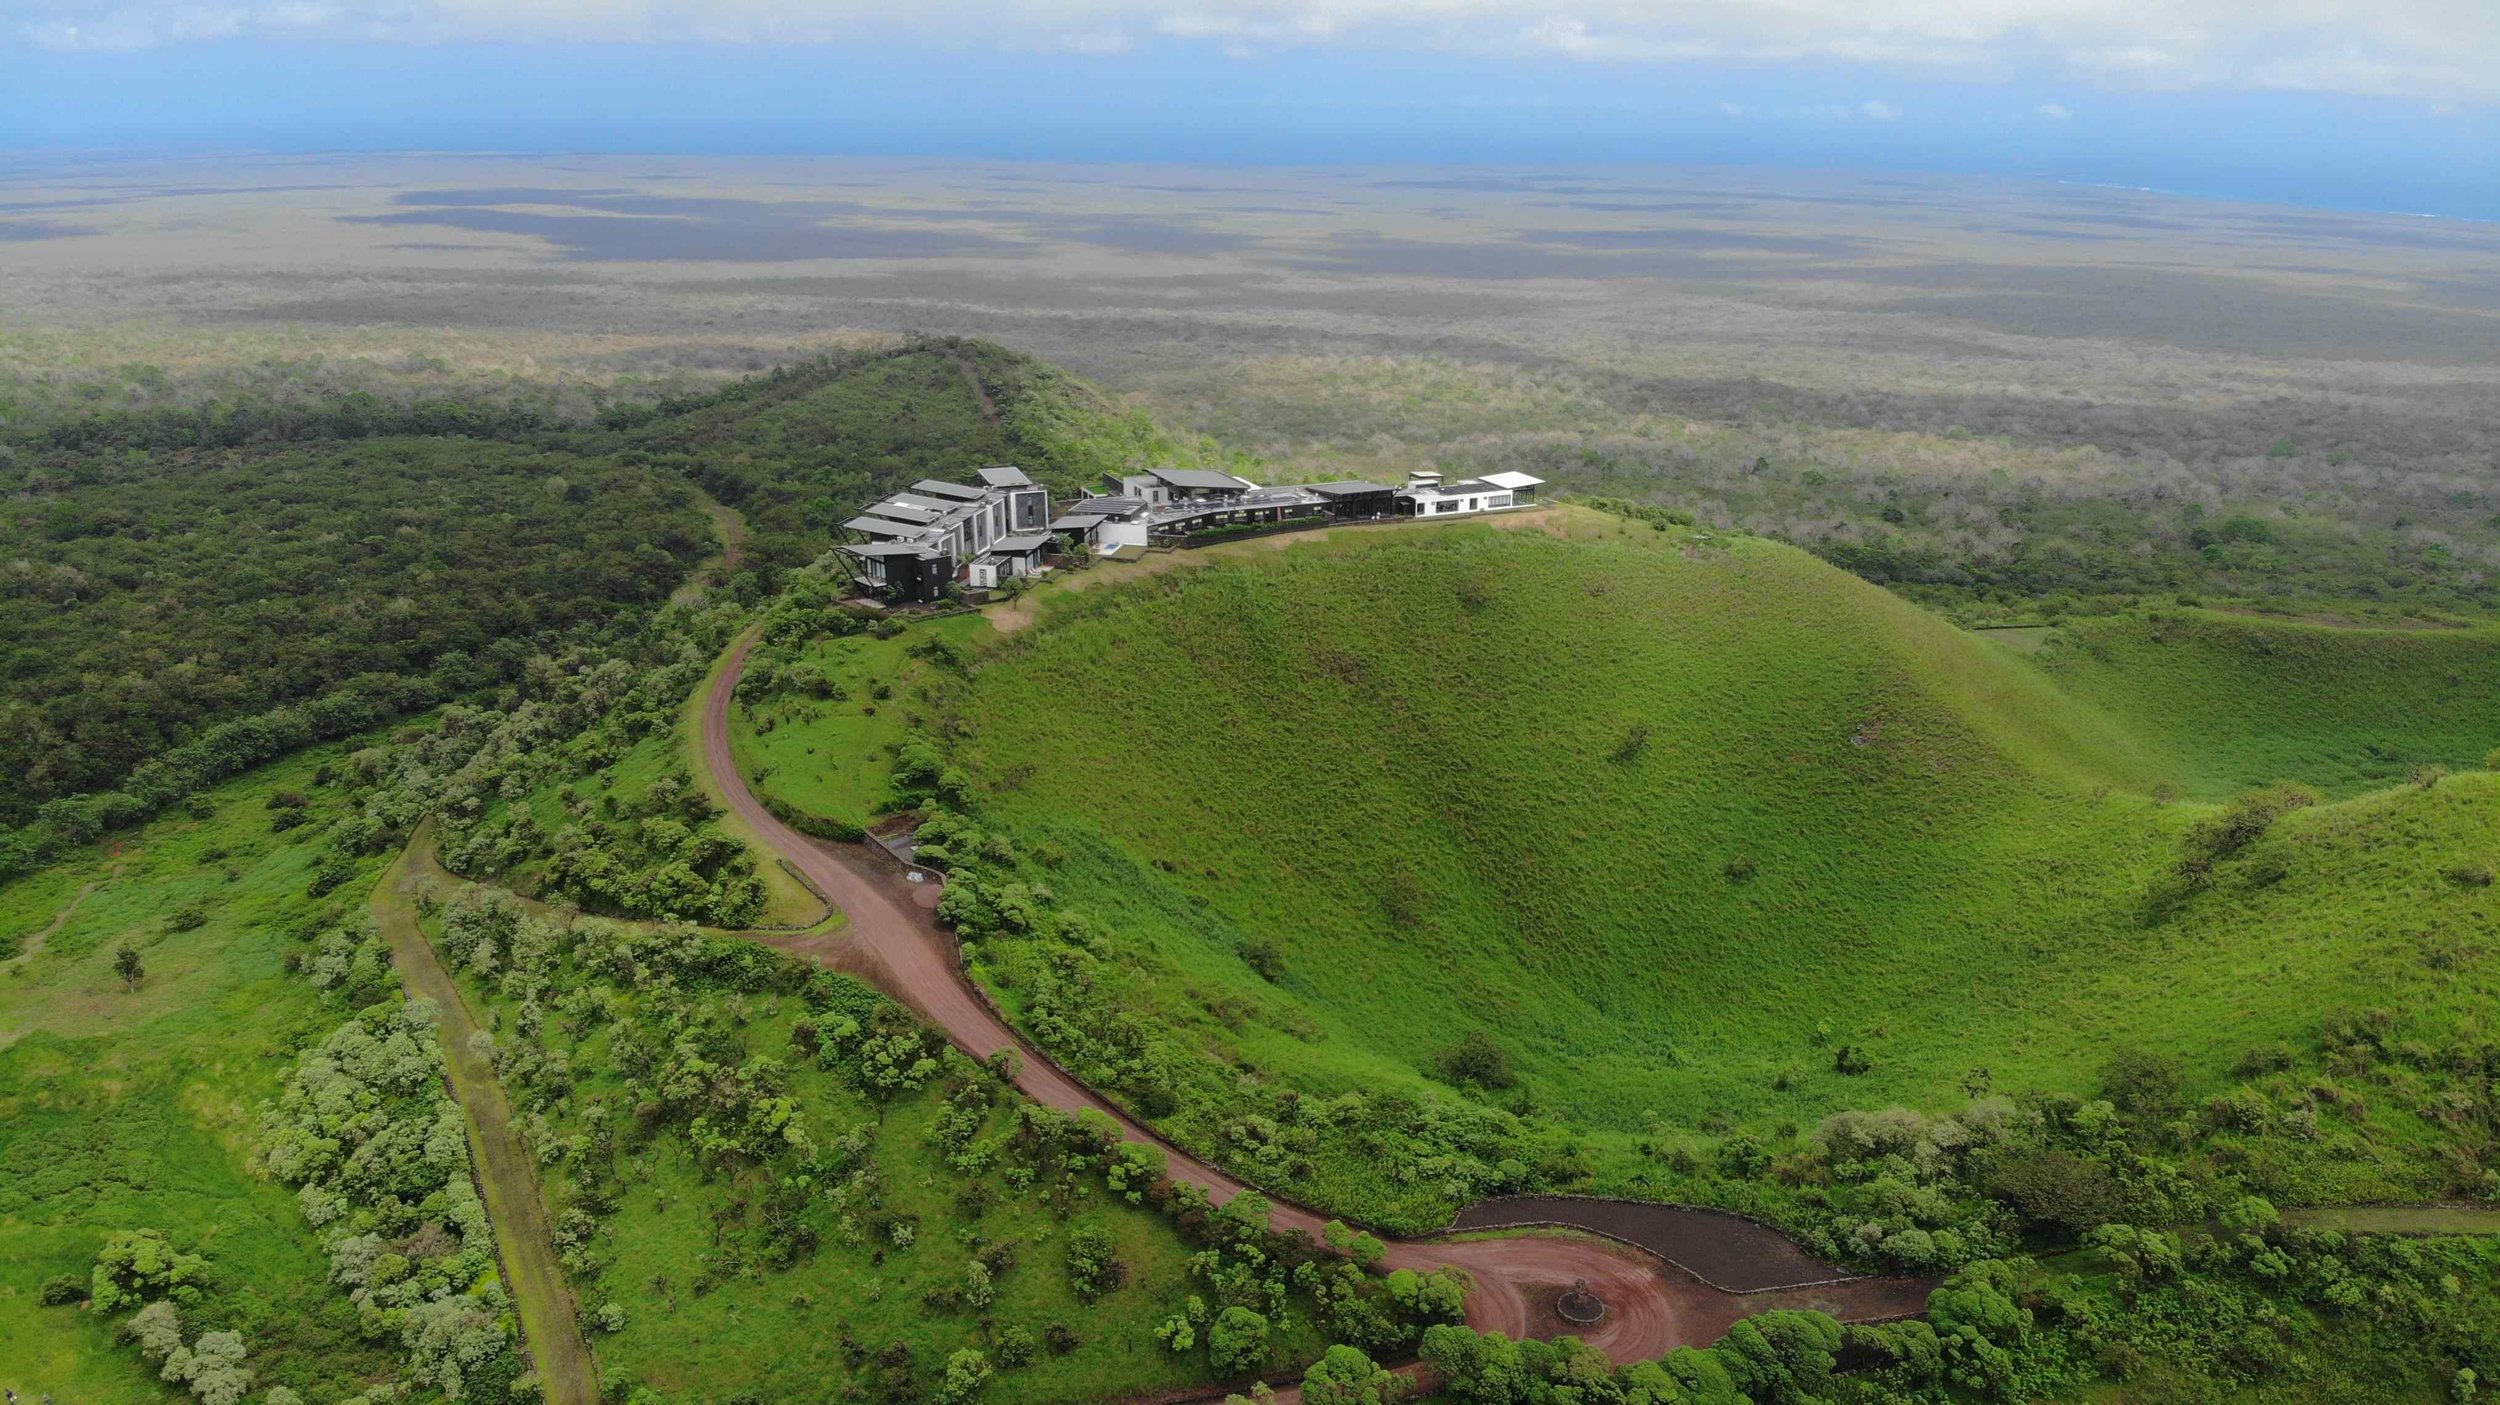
(942, 517), (2500, 1222)
(2034, 609), (2500, 798)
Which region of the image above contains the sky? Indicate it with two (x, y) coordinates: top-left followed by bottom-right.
(3, 1), (2495, 219)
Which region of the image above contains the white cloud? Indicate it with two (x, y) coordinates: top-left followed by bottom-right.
(2037, 102), (2073, 119)
(1859, 98), (1900, 119)
(13, 0), (2500, 103)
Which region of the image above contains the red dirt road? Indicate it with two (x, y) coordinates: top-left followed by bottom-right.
(698, 635), (1929, 1387)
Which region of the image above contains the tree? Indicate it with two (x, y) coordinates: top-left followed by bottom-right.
(1385, 1266), (1469, 1325)
(1419, 1325), (1536, 1404)
(1714, 1310), (1843, 1405)
(1209, 1306), (1272, 1375)
(1303, 1344), (1406, 1404)
(115, 944), (145, 992)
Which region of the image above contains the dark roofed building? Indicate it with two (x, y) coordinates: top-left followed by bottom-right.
(1304, 480), (1401, 519)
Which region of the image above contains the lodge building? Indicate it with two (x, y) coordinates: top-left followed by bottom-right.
(836, 465), (1542, 604)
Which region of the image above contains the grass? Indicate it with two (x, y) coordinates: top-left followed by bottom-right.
(732, 613), (993, 830)
(2035, 609), (2500, 799)
(929, 511), (2500, 1223)
(485, 647), (831, 932)
(414, 887), (1322, 1403)
(0, 743), (403, 1401)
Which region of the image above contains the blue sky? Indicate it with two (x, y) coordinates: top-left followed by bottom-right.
(4, 2), (2495, 219)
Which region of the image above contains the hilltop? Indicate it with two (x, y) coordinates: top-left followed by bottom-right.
(926, 510), (2500, 1227)
(2034, 609), (2500, 799)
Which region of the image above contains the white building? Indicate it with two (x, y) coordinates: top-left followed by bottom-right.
(1395, 470), (1544, 517)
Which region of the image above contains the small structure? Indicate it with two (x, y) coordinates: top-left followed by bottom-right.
(1304, 480), (1402, 521)
(1396, 469), (1545, 518)
(1111, 467), (1262, 508)
(1053, 496), (1153, 554)
(1556, 1278), (1606, 1326)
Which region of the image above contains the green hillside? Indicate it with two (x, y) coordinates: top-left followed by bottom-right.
(0, 744), (407, 1400)
(2033, 609), (2500, 799)
(621, 338), (1209, 576)
(932, 513), (2500, 1226)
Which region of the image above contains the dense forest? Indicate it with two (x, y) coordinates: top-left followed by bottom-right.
(0, 337), (1171, 856)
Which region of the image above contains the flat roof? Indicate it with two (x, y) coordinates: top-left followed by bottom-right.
(888, 492), (974, 513)
(1050, 514), (1104, 531)
(993, 532), (1056, 553)
(1150, 467), (1257, 492)
(840, 541), (943, 558)
(910, 479), (990, 502)
(978, 466), (1034, 488)
(1404, 479), (1511, 497)
(845, 515), (934, 536)
(1072, 495), (1147, 515)
(1478, 471), (1545, 491)
(1303, 480), (1399, 497)
(858, 499), (940, 521)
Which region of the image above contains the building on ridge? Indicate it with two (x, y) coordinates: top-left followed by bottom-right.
(834, 467), (1054, 603)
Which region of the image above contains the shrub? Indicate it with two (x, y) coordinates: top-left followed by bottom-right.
(2101, 1047), (2186, 1121)
(90, 1228), (210, 1313)
(1065, 1228), (1126, 1302)
(39, 1273), (87, 1306)
(1432, 1031), (1516, 1090)
(2177, 784), (2316, 882)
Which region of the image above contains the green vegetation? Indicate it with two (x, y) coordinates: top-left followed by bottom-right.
(2036, 609), (2500, 798)
(412, 882), (1463, 1402)
(731, 581), (993, 833)
(909, 514), (2500, 1239)
(0, 743), (422, 1400)
(615, 338), (1228, 580)
(0, 437), (713, 832)
(404, 590), (818, 929)
(1150, 349), (2500, 625)
(0, 336), (1182, 878)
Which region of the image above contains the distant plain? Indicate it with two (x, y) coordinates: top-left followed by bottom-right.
(5, 152), (2498, 620)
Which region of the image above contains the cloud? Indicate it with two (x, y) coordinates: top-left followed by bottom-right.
(13, 1), (2500, 104)
(1859, 98), (1900, 120)
(2037, 102), (2073, 119)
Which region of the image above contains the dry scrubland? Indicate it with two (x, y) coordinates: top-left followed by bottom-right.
(5, 153), (2498, 619)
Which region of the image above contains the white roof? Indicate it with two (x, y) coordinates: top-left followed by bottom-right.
(1479, 471), (1545, 491)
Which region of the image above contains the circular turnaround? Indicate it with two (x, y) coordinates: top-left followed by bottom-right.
(1557, 1277), (1608, 1326)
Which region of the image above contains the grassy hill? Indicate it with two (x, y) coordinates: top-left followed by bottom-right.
(2032, 609), (2500, 799)
(932, 511), (2500, 1225)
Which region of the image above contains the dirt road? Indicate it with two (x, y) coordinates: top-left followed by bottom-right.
(373, 833), (601, 1405)
(697, 634), (1930, 1388)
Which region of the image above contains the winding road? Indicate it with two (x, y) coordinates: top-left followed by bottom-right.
(697, 634), (1931, 1386)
